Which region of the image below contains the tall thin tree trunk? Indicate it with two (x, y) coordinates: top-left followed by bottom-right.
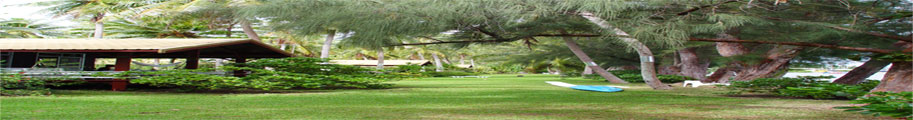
(417, 52), (426, 60)
(833, 60), (891, 84)
(470, 59), (475, 67)
(582, 66), (593, 75)
(240, 20), (260, 41)
(320, 30), (336, 58)
(376, 48), (384, 70)
(677, 48), (709, 80)
(226, 23), (233, 38)
(92, 14), (105, 39)
(579, 11), (665, 89)
(459, 55), (465, 65)
(432, 53), (444, 72)
(561, 34), (627, 83)
(153, 58), (161, 70)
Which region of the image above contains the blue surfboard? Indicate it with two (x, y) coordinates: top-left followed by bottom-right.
(569, 85), (624, 92)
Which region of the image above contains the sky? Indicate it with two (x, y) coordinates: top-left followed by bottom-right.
(0, 0), (77, 26)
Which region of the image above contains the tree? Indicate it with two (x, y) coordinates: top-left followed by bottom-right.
(0, 18), (67, 38)
(560, 32), (627, 83)
(34, 0), (150, 38)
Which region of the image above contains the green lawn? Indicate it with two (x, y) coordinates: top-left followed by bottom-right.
(1, 74), (886, 119)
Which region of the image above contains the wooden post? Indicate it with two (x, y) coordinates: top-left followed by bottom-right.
(185, 50), (200, 69)
(234, 57), (246, 77)
(83, 55), (96, 71)
(112, 53), (131, 91)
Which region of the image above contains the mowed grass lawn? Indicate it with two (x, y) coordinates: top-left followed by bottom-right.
(1, 74), (886, 119)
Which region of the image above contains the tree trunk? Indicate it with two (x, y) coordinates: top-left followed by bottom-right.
(92, 14), (105, 39)
(240, 21), (260, 41)
(870, 61), (912, 92)
(731, 46), (803, 81)
(459, 55), (465, 65)
(443, 56), (452, 64)
(432, 53), (444, 72)
(579, 11), (667, 89)
(704, 67), (737, 83)
(832, 60), (891, 84)
(561, 35), (627, 83)
(703, 33), (750, 82)
(582, 66), (593, 75)
(376, 48), (384, 70)
(677, 48), (709, 80)
(470, 59), (475, 67)
(226, 23), (233, 38)
(417, 52), (426, 60)
(320, 30), (336, 58)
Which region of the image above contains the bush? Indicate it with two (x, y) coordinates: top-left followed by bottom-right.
(1, 72), (82, 96)
(129, 57), (397, 91)
(726, 77), (824, 94)
(779, 81), (880, 99)
(426, 71), (477, 77)
(585, 70), (694, 83)
(836, 92), (913, 119)
(727, 76), (881, 100)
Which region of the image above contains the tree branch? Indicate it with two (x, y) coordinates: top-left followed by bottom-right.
(677, 0), (739, 16)
(764, 17), (912, 42)
(689, 38), (899, 54)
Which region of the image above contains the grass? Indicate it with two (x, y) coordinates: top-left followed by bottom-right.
(0, 74), (888, 119)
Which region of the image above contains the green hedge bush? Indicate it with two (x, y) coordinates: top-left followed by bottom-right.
(727, 76), (881, 99)
(1, 72), (83, 96)
(836, 92), (913, 119)
(426, 71), (478, 77)
(129, 57), (398, 91)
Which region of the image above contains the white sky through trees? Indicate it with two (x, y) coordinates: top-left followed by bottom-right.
(0, 0), (77, 26)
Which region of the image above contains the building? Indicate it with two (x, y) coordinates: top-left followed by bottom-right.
(0, 39), (294, 90)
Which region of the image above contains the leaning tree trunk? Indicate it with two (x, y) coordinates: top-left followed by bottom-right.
(732, 46), (803, 81)
(241, 20), (260, 41)
(417, 52), (426, 60)
(579, 11), (668, 89)
(376, 48), (385, 70)
(432, 53), (444, 72)
(92, 13), (105, 39)
(703, 33), (750, 83)
(677, 48), (710, 80)
(870, 61), (912, 92)
(561, 34), (628, 83)
(870, 41), (913, 92)
(320, 30), (336, 58)
(832, 60), (891, 84)
(582, 67), (593, 75)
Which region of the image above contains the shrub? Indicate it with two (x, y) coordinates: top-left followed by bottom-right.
(426, 71), (477, 77)
(129, 57), (397, 91)
(779, 81), (880, 99)
(585, 70), (694, 83)
(727, 76), (881, 100)
(1, 72), (82, 96)
(726, 77), (823, 94)
(836, 92), (913, 119)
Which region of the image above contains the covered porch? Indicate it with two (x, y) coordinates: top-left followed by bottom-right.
(0, 39), (294, 91)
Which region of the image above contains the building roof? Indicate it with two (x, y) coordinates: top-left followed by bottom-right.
(0, 39), (294, 58)
(330, 60), (431, 66)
